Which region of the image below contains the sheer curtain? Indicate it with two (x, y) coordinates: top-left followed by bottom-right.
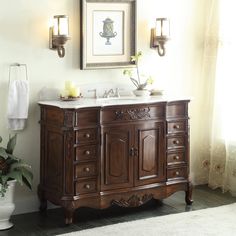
(202, 0), (236, 195)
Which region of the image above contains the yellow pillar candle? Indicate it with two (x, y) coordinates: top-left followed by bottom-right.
(65, 80), (74, 91)
(60, 89), (69, 98)
(70, 87), (80, 97)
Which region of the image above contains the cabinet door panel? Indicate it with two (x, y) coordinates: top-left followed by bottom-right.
(135, 122), (166, 186)
(101, 126), (133, 190)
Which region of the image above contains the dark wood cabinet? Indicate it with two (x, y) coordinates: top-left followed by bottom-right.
(38, 100), (192, 224)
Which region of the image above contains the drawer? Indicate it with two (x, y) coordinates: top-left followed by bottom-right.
(76, 108), (99, 127)
(75, 162), (97, 178)
(167, 136), (185, 149)
(167, 167), (187, 180)
(101, 104), (165, 124)
(167, 151), (186, 165)
(75, 179), (97, 195)
(167, 101), (189, 119)
(75, 145), (97, 161)
(76, 128), (98, 144)
(167, 120), (186, 134)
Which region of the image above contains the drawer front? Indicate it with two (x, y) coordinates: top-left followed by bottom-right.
(76, 109), (99, 127)
(167, 136), (185, 149)
(167, 151), (185, 165)
(101, 104), (166, 124)
(167, 120), (186, 134)
(75, 179), (97, 195)
(167, 101), (189, 119)
(75, 162), (97, 178)
(76, 128), (98, 144)
(75, 145), (97, 161)
(167, 167), (187, 180)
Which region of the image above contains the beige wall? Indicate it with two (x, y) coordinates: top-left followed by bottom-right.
(0, 0), (208, 214)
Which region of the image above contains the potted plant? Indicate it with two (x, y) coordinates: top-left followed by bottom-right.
(0, 134), (33, 230)
(123, 51), (154, 96)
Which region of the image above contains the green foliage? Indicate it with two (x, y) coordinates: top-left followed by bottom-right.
(0, 134), (33, 197)
(123, 51), (154, 90)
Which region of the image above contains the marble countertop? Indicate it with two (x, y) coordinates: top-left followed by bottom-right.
(38, 96), (191, 109)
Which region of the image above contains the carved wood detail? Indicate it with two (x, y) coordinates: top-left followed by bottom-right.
(111, 194), (153, 207)
(115, 107), (151, 120)
(64, 110), (74, 127)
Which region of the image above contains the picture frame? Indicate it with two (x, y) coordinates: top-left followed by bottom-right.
(80, 0), (136, 70)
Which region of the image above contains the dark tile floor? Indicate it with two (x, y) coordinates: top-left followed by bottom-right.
(1, 185), (235, 236)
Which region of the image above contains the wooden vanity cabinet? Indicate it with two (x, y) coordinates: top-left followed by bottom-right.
(38, 100), (192, 224)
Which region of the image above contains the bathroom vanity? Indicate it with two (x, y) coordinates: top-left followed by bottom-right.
(38, 97), (193, 224)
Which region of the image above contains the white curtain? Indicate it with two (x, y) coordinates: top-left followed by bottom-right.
(201, 0), (236, 196)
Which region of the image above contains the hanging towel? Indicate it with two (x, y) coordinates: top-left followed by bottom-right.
(7, 80), (29, 130)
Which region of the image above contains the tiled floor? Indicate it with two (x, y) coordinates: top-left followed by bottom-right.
(1, 185), (235, 236)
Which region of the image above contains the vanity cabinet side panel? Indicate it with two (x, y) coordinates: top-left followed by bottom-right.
(39, 106), (65, 197)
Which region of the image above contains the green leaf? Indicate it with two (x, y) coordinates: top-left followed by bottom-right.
(10, 160), (32, 172)
(6, 170), (23, 185)
(130, 78), (139, 88)
(0, 147), (8, 159)
(21, 168), (33, 189)
(7, 134), (17, 154)
(6, 153), (19, 161)
(0, 136), (2, 143)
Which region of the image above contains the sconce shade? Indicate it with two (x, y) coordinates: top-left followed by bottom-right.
(49, 15), (70, 58)
(151, 18), (170, 56)
(155, 18), (170, 38)
(53, 15), (69, 36)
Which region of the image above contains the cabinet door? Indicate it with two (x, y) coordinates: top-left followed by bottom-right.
(101, 125), (133, 190)
(134, 122), (166, 186)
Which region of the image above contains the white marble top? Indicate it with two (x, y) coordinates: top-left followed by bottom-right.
(38, 96), (190, 109)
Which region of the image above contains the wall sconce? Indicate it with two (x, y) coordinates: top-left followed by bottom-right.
(49, 15), (70, 58)
(150, 18), (170, 56)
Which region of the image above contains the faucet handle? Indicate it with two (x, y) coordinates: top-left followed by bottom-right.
(115, 88), (124, 97)
(88, 89), (98, 98)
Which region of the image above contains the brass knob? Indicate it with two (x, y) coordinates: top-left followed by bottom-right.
(175, 171), (180, 176)
(173, 125), (180, 129)
(85, 150), (90, 155)
(84, 184), (90, 189)
(174, 155), (180, 160)
(173, 140), (180, 144)
(85, 133), (90, 138)
(84, 167), (90, 172)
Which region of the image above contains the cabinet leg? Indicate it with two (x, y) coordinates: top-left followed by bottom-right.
(64, 208), (74, 225)
(37, 186), (47, 212)
(185, 181), (193, 205)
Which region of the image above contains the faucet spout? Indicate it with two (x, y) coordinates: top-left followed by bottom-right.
(103, 89), (115, 98)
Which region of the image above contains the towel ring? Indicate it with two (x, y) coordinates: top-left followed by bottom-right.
(8, 63), (28, 85)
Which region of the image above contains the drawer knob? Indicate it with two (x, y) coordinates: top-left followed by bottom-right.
(173, 140), (180, 144)
(84, 167), (90, 172)
(85, 133), (90, 138)
(85, 150), (90, 155)
(173, 125), (180, 129)
(84, 184), (90, 189)
(175, 171), (180, 176)
(174, 155), (180, 160)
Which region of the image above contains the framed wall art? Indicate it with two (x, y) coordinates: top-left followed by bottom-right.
(80, 0), (136, 69)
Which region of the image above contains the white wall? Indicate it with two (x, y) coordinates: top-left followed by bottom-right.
(0, 0), (208, 214)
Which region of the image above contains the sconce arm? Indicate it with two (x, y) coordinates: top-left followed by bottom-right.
(57, 46), (65, 58)
(157, 45), (166, 57)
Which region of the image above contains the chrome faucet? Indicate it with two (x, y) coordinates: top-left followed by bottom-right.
(103, 89), (115, 98)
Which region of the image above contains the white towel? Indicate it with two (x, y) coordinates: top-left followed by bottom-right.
(7, 80), (29, 130)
